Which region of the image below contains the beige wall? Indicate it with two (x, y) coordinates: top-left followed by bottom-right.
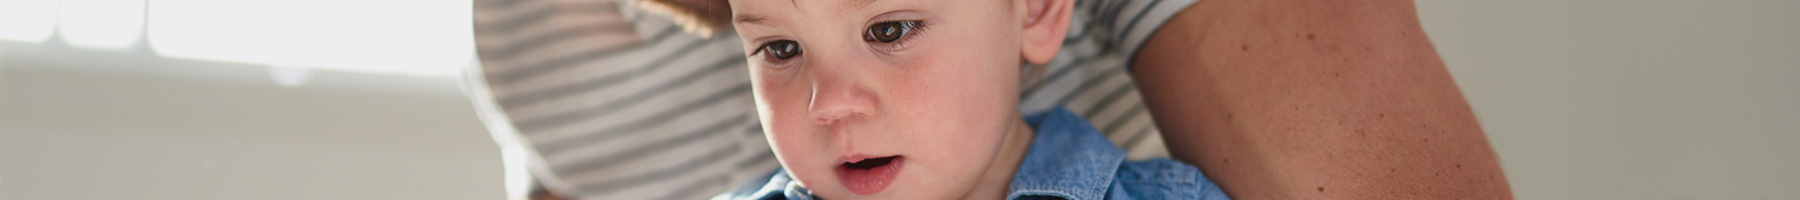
(1420, 0), (1800, 199)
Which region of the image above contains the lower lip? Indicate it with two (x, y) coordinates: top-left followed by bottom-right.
(834, 157), (904, 195)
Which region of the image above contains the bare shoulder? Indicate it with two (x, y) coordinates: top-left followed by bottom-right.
(1130, 0), (1513, 199)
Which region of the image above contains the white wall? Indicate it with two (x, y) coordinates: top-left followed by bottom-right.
(1419, 0), (1800, 199)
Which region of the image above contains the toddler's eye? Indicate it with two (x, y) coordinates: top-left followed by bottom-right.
(864, 21), (920, 43)
(756, 40), (803, 60)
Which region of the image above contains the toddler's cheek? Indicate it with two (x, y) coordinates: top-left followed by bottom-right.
(767, 132), (829, 184)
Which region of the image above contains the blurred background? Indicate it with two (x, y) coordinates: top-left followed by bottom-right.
(0, 0), (1795, 200)
(0, 0), (503, 199)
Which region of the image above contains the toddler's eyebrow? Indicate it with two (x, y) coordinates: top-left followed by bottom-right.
(733, 0), (879, 27)
(733, 7), (780, 27)
(840, 0), (877, 11)
(735, 15), (771, 26)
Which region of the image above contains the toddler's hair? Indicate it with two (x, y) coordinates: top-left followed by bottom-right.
(634, 0), (734, 38)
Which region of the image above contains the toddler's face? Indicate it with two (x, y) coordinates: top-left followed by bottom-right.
(730, 0), (1025, 199)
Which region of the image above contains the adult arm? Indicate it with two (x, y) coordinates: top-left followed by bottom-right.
(1131, 0), (1512, 199)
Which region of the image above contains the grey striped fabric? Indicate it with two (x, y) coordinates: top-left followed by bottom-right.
(468, 0), (1198, 199)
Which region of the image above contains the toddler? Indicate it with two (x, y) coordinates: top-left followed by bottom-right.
(656, 0), (1235, 199)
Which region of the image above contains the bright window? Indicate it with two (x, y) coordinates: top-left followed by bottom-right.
(0, 0), (58, 43)
(146, 0), (474, 77)
(58, 0), (145, 48)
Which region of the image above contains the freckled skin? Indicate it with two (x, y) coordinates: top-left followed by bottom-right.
(1132, 0), (1512, 199)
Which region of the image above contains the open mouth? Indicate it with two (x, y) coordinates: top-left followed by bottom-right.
(834, 155), (903, 195)
(844, 156), (898, 169)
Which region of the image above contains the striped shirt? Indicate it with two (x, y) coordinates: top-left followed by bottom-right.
(468, 0), (1199, 199)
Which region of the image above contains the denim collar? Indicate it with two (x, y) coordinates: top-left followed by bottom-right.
(742, 107), (1124, 200)
(1008, 107), (1127, 200)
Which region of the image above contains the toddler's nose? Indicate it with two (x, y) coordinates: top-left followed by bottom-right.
(806, 64), (877, 125)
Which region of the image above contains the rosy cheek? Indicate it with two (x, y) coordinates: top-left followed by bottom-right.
(760, 80), (808, 129)
(753, 70), (825, 172)
(751, 68), (806, 126)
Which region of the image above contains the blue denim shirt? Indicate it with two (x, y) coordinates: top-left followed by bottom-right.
(715, 107), (1230, 200)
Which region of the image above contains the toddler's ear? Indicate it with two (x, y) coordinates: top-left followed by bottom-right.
(1019, 0), (1074, 65)
(636, 0), (733, 38)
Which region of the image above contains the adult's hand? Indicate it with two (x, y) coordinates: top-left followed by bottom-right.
(1132, 0), (1512, 199)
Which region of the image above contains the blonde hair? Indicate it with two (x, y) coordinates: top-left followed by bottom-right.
(634, 0), (734, 38)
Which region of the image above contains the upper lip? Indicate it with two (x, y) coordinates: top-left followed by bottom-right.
(838, 154), (895, 164)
